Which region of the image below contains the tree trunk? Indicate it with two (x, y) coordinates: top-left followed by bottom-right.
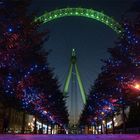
(21, 112), (26, 134)
(88, 125), (89, 134)
(46, 123), (49, 134)
(122, 104), (126, 133)
(96, 121), (99, 134)
(2, 107), (8, 133)
(51, 124), (53, 134)
(111, 114), (115, 134)
(101, 122), (103, 134)
(105, 119), (108, 134)
(41, 120), (43, 134)
(94, 124), (96, 134)
(33, 116), (37, 134)
(6, 107), (11, 133)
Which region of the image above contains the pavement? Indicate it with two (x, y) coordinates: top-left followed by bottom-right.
(0, 134), (140, 140)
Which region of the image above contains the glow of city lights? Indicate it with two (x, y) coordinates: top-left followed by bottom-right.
(130, 82), (140, 91)
(134, 83), (140, 90)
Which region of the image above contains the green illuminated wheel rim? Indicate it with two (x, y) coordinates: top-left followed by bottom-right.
(35, 8), (123, 34)
(35, 8), (123, 104)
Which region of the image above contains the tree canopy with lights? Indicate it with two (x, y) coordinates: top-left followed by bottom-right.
(79, 15), (140, 132)
(0, 0), (68, 127)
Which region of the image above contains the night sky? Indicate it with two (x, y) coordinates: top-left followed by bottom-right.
(31, 0), (135, 124)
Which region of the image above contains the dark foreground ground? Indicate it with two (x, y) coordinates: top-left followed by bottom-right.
(0, 134), (140, 140)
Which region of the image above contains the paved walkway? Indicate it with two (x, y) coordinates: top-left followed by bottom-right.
(0, 134), (140, 140)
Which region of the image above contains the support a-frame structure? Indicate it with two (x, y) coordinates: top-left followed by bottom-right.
(63, 49), (87, 104)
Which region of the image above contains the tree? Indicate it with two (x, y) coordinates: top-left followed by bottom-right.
(0, 0), (68, 132)
(79, 15), (140, 134)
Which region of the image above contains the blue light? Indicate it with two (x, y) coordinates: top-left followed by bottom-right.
(35, 65), (38, 68)
(8, 27), (13, 33)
